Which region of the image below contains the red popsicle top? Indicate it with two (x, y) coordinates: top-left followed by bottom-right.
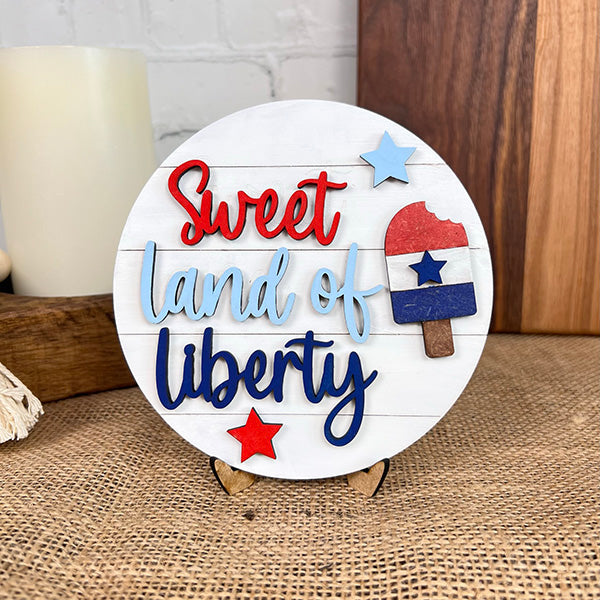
(385, 202), (468, 256)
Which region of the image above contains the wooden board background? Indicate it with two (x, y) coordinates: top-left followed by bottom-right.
(358, 0), (599, 334)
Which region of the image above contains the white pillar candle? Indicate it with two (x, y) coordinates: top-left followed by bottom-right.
(0, 46), (156, 296)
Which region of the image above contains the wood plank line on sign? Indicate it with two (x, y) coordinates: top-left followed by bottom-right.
(113, 247), (493, 335)
(118, 331), (487, 419)
(119, 247), (485, 252)
(522, 0), (600, 333)
(160, 413), (442, 418)
(119, 332), (488, 337)
(120, 164), (490, 251)
(159, 100), (446, 167)
(161, 412), (442, 479)
(157, 163), (444, 169)
(358, 0), (538, 332)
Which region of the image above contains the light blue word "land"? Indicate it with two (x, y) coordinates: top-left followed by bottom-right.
(140, 241), (295, 325)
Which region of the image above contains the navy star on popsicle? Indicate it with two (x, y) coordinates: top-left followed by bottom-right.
(409, 251), (447, 286)
(360, 131), (416, 186)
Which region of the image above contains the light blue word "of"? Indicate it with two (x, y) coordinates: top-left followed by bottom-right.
(310, 242), (383, 343)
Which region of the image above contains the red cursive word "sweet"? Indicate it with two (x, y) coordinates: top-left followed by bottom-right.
(168, 160), (347, 246)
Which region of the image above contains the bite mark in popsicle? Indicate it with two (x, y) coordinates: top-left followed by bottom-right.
(384, 202), (477, 357)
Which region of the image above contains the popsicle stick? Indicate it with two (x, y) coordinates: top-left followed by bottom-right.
(209, 457), (257, 495)
(422, 319), (455, 357)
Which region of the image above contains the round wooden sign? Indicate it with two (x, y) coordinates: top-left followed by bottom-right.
(114, 100), (492, 480)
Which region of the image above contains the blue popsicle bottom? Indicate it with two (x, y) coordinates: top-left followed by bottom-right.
(390, 282), (477, 324)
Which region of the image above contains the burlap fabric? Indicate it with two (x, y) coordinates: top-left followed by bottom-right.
(1, 334), (598, 599)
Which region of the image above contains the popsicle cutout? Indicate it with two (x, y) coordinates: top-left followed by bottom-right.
(384, 202), (477, 357)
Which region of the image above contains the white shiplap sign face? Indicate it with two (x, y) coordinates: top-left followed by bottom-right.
(113, 100), (492, 480)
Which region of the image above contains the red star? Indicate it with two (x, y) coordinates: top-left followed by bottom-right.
(227, 408), (283, 462)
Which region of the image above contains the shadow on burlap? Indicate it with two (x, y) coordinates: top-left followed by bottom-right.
(1, 334), (598, 599)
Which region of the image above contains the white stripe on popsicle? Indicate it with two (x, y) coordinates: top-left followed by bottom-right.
(386, 246), (473, 292)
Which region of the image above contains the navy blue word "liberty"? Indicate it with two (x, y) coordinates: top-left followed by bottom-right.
(155, 327), (378, 446)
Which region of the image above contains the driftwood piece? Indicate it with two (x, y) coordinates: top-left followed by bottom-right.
(0, 293), (134, 402)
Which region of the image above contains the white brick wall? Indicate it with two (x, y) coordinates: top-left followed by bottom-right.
(0, 0), (357, 162)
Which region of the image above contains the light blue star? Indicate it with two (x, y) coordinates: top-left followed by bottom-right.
(360, 131), (416, 187)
